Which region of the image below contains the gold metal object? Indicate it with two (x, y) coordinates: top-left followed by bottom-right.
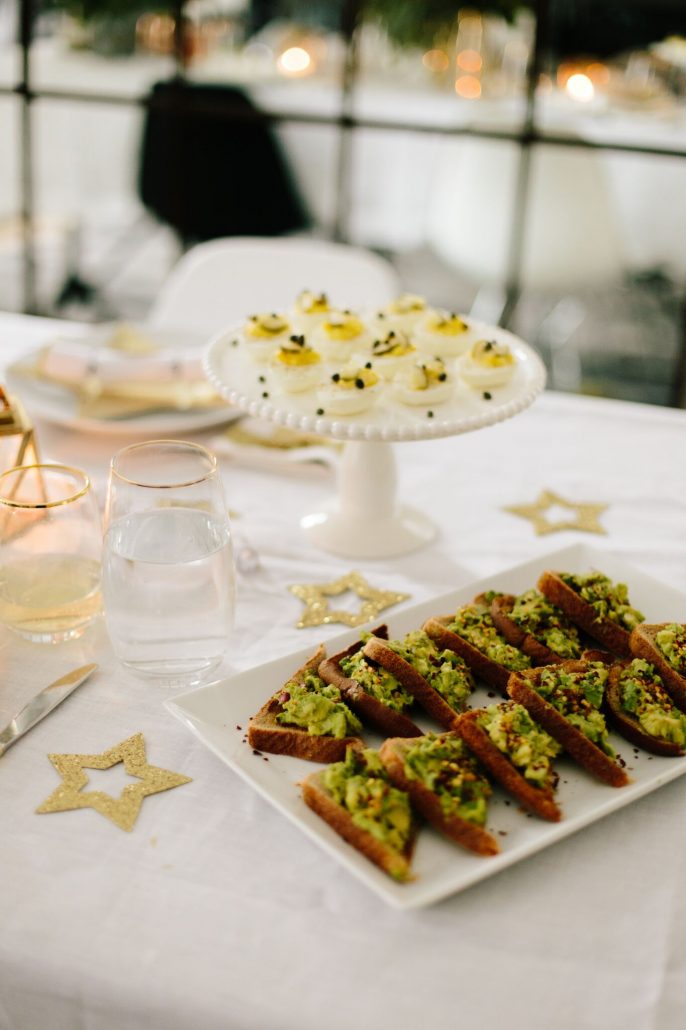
(289, 571), (410, 629)
(0, 389), (40, 474)
(36, 733), (192, 832)
(504, 489), (608, 536)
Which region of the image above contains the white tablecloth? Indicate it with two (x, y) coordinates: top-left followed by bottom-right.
(1, 313), (686, 1030)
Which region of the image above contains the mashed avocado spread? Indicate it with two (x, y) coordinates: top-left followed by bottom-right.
(387, 630), (474, 711)
(477, 702), (561, 787)
(324, 747), (412, 857)
(619, 658), (686, 746)
(654, 624), (686, 676)
(559, 572), (644, 631)
(448, 603), (531, 672)
(276, 673), (362, 738)
(403, 733), (491, 823)
(510, 590), (581, 659)
(340, 649), (414, 713)
(536, 663), (615, 755)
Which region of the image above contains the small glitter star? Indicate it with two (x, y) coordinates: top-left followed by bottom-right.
(504, 489), (608, 536)
(36, 733), (191, 832)
(289, 571), (410, 629)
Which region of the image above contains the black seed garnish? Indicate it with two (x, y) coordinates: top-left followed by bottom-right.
(231, 338), (239, 346)
(262, 391), (269, 398)
(438, 373), (447, 381)
(316, 408), (324, 415)
(252, 750), (262, 756)
(483, 391), (492, 400)
(487, 691), (496, 698)
(427, 410), (434, 418)
(365, 361), (372, 369)
(258, 375), (266, 383)
(263, 756), (269, 762)
(355, 378), (365, 389)
(236, 725), (242, 730)
(332, 373), (340, 382)
(485, 340), (493, 351)
(378, 312), (385, 319)
(343, 309), (351, 315)
(389, 330), (395, 338)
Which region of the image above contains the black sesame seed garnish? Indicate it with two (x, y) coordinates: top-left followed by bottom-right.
(252, 749), (262, 756)
(484, 340), (493, 351)
(355, 378), (365, 389)
(343, 309), (351, 315)
(258, 375), (266, 383)
(365, 361), (372, 369)
(236, 725), (242, 731)
(438, 373), (447, 381)
(332, 373), (340, 382)
(483, 391), (492, 400)
(427, 410), (434, 418)
(316, 408), (324, 416)
(231, 338), (239, 346)
(378, 312), (385, 319)
(262, 391), (269, 398)
(389, 330), (395, 338)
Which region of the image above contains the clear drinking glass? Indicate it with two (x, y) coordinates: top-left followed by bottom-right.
(0, 464), (102, 643)
(102, 440), (235, 687)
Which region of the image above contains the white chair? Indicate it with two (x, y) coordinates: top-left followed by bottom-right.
(147, 236), (401, 336)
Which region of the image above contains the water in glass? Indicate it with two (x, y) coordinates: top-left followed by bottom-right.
(103, 506), (234, 683)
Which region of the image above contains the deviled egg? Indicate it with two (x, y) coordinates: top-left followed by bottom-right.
(243, 312), (292, 362)
(291, 290), (331, 334)
(458, 338), (516, 389)
(414, 310), (471, 357)
(271, 334), (323, 393)
(316, 362), (381, 416)
(393, 357), (452, 406)
(313, 311), (371, 362)
(374, 294), (428, 333)
(368, 330), (416, 379)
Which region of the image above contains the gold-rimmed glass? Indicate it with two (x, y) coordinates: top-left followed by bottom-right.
(0, 464), (102, 643)
(102, 440), (235, 687)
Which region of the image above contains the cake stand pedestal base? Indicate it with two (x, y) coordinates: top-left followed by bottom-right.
(300, 440), (437, 558)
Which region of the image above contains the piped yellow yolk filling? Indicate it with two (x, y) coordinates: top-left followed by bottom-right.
(322, 316), (365, 341)
(426, 314), (468, 336)
(245, 314), (290, 339)
(469, 340), (514, 368)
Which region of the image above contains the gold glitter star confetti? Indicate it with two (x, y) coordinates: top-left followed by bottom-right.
(289, 571), (410, 629)
(504, 489), (608, 536)
(36, 733), (191, 832)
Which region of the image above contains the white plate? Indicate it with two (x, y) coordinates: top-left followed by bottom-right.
(204, 318), (546, 442)
(166, 543), (686, 910)
(7, 325), (239, 437)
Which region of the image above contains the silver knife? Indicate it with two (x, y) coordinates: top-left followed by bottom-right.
(0, 663), (98, 757)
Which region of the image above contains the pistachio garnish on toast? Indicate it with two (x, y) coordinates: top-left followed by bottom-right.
(302, 746), (417, 881)
(606, 658), (686, 756)
(507, 660), (629, 787)
(455, 702), (563, 821)
(248, 645), (364, 762)
(379, 733), (498, 855)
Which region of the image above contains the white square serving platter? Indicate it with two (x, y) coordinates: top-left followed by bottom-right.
(166, 543), (686, 910)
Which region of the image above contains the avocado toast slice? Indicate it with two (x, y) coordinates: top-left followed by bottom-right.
(423, 596), (532, 694)
(302, 746), (417, 881)
(319, 627), (422, 738)
(248, 645), (364, 762)
(507, 660), (629, 787)
(490, 589), (583, 665)
(538, 571), (645, 658)
(363, 630), (475, 730)
(379, 732), (498, 855)
(455, 702), (563, 821)
(629, 623), (686, 712)
(606, 657), (686, 756)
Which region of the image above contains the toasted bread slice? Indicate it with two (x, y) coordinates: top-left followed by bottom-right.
(491, 593), (571, 665)
(362, 636), (466, 730)
(537, 571), (633, 657)
(379, 735), (499, 855)
(302, 758), (416, 881)
(605, 660), (685, 757)
(247, 645), (363, 762)
(630, 624), (686, 713)
(319, 627), (421, 738)
(507, 662), (629, 787)
(455, 709), (562, 821)
(423, 615), (512, 694)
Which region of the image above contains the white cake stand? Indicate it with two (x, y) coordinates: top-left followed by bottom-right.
(205, 320), (546, 558)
